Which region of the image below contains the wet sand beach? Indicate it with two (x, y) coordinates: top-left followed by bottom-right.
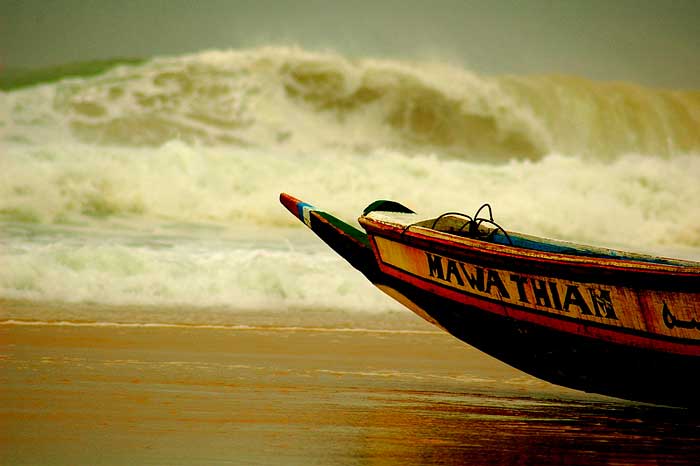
(3, 320), (700, 465)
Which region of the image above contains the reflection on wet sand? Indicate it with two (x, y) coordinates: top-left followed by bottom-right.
(355, 389), (700, 465)
(2, 323), (699, 465)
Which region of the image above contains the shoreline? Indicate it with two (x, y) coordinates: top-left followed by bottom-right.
(0, 297), (429, 332)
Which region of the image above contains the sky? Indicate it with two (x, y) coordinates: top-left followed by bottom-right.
(2, 0), (699, 89)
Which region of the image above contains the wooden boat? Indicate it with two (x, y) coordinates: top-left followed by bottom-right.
(279, 193), (700, 407)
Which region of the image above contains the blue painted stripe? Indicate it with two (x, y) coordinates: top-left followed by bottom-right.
(492, 232), (685, 266)
(296, 202), (314, 220)
(295, 202), (317, 227)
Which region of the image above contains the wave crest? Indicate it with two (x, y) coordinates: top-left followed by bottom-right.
(5, 47), (698, 160)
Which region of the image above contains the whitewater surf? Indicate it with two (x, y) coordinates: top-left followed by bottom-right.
(1, 46), (699, 325)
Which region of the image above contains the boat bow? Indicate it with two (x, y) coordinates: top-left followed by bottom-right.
(280, 193), (700, 407)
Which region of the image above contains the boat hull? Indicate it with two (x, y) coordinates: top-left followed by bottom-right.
(375, 274), (700, 407)
(280, 194), (700, 407)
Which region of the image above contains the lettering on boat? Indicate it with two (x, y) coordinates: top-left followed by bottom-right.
(426, 252), (618, 321)
(373, 236), (698, 335)
(662, 302), (700, 330)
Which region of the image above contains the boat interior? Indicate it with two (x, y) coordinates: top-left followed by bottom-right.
(362, 200), (697, 268)
(410, 213), (696, 268)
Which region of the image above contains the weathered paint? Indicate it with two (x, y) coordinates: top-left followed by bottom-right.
(371, 235), (700, 352)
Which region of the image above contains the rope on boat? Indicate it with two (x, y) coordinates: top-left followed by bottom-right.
(403, 203), (513, 245)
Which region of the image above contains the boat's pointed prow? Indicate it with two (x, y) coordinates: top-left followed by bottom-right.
(280, 193), (316, 227)
(279, 193), (378, 280)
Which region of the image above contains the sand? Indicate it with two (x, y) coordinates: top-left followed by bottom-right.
(2, 322), (700, 465)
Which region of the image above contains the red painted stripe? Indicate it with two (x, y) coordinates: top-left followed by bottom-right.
(279, 192), (304, 221)
(384, 265), (700, 356)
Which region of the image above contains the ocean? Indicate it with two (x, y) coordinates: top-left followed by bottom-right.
(2, 46), (699, 325)
(3, 46), (700, 464)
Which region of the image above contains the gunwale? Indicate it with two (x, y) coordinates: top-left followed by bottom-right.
(359, 215), (700, 291)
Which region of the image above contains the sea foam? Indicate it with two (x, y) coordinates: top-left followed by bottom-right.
(1, 46), (699, 315)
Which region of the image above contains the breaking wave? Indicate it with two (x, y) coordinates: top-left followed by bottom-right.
(1, 46), (699, 314)
(3, 47), (698, 160)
